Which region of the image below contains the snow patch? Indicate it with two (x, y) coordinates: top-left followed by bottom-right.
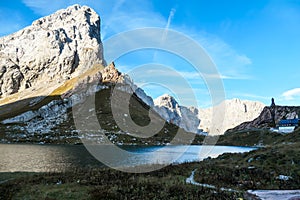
(247, 190), (300, 200)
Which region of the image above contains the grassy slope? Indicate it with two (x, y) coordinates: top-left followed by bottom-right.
(214, 127), (300, 147)
(194, 141), (300, 190)
(0, 85), (201, 145)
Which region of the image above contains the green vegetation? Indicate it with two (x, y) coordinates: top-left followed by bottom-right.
(213, 127), (300, 147)
(0, 164), (243, 200)
(194, 142), (300, 191)
(0, 88), (200, 145)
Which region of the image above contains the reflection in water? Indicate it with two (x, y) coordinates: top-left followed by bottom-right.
(0, 144), (102, 172)
(120, 145), (255, 167)
(0, 144), (255, 172)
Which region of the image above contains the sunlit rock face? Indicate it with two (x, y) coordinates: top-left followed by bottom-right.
(154, 94), (203, 134)
(0, 4), (107, 137)
(153, 96), (265, 135)
(199, 99), (265, 134)
(0, 4), (105, 98)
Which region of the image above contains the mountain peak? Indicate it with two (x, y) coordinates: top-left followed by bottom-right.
(154, 94), (179, 110)
(0, 4), (105, 99)
(32, 4), (100, 35)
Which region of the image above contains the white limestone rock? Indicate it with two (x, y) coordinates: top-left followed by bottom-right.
(199, 98), (265, 134)
(154, 94), (203, 134)
(0, 4), (105, 97)
(153, 96), (265, 135)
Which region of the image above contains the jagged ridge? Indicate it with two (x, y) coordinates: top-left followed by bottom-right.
(227, 105), (300, 133)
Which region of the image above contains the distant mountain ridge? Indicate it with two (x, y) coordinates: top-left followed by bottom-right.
(153, 96), (265, 135)
(153, 94), (202, 134)
(227, 104), (300, 133)
(199, 98), (265, 134)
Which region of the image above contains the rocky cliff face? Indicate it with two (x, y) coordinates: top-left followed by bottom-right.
(199, 99), (265, 134)
(153, 96), (265, 135)
(227, 105), (300, 132)
(153, 94), (203, 134)
(0, 4), (105, 99)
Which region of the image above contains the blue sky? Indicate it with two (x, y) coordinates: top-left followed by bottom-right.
(1, 0), (300, 108)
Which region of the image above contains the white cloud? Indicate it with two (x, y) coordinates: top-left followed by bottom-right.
(153, 7), (176, 62)
(282, 88), (300, 100)
(234, 93), (271, 101)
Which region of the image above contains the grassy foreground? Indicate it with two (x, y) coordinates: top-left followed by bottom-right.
(0, 163), (244, 200)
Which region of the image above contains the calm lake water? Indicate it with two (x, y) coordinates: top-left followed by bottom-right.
(0, 144), (255, 172)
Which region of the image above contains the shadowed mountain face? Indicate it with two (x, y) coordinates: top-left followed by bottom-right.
(0, 59), (200, 145)
(0, 86), (199, 145)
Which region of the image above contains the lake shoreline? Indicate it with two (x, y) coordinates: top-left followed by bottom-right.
(1, 140), (299, 199)
(0, 143), (255, 173)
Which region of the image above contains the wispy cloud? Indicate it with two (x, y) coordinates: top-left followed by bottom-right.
(183, 30), (252, 80)
(22, 0), (69, 15)
(163, 8), (176, 38)
(282, 88), (300, 100)
(153, 7), (176, 62)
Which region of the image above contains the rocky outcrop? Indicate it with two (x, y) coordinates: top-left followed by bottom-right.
(0, 4), (105, 99)
(198, 99), (265, 134)
(227, 105), (300, 132)
(154, 94), (203, 134)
